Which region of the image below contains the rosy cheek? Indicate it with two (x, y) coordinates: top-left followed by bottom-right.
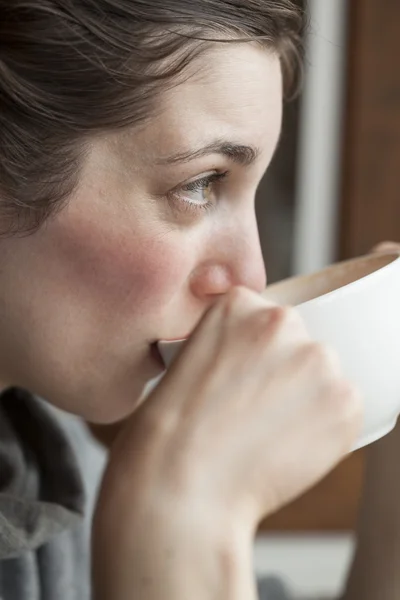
(49, 213), (188, 317)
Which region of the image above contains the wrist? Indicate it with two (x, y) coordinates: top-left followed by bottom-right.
(92, 489), (256, 600)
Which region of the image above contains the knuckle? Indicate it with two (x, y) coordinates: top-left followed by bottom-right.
(334, 381), (363, 424)
(258, 305), (298, 332)
(257, 305), (287, 329)
(227, 286), (249, 304)
(247, 306), (292, 342)
(272, 305), (293, 325)
(247, 306), (308, 348)
(279, 305), (305, 331)
(328, 380), (363, 447)
(300, 342), (341, 375)
(222, 286), (252, 316)
(219, 291), (308, 348)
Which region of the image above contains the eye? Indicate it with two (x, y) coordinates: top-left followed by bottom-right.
(168, 171), (228, 215)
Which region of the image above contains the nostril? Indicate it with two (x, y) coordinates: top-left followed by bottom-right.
(190, 263), (233, 299)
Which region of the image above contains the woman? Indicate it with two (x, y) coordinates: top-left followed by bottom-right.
(0, 1), (398, 599)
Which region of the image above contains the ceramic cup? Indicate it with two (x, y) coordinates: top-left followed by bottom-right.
(155, 251), (400, 450)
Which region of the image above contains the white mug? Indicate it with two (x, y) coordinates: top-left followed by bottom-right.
(153, 251), (400, 451)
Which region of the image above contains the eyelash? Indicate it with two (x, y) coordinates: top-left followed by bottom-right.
(167, 171), (229, 215)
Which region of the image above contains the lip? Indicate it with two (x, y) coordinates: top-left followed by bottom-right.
(157, 335), (189, 344)
(160, 335), (190, 342)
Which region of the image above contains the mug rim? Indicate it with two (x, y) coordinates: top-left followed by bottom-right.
(263, 251), (400, 308)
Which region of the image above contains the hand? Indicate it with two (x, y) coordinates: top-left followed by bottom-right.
(87, 242), (400, 451)
(92, 287), (362, 600)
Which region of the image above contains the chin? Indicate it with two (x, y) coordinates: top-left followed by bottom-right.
(33, 345), (163, 425)
(83, 363), (163, 425)
(85, 379), (151, 425)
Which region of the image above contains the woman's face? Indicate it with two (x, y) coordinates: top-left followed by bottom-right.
(0, 43), (282, 422)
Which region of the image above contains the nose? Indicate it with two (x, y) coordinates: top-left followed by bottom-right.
(190, 211), (267, 301)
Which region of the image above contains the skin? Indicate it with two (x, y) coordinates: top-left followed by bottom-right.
(92, 284), (362, 599)
(0, 35), (398, 599)
(0, 43), (278, 422)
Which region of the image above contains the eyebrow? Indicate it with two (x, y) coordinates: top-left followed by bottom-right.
(155, 140), (260, 167)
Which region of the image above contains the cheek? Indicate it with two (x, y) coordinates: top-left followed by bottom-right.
(48, 213), (190, 318)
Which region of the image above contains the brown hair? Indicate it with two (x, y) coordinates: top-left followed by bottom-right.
(0, 0), (305, 235)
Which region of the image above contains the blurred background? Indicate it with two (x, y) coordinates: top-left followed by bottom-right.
(254, 0), (400, 597)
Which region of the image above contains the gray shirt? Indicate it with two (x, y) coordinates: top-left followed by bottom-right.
(0, 387), (106, 599)
(0, 388), (302, 600)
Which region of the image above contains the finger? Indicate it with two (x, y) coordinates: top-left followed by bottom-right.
(371, 241), (400, 254)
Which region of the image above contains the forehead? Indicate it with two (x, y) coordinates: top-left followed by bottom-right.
(132, 43), (283, 162)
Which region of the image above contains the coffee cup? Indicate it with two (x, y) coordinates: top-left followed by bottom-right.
(157, 251), (400, 450)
